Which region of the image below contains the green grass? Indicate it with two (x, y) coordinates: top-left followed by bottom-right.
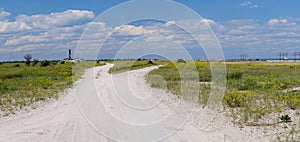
(146, 61), (300, 126)
(0, 61), (105, 115)
(108, 60), (169, 74)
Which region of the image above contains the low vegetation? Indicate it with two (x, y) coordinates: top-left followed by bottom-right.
(146, 61), (300, 139)
(0, 61), (105, 115)
(108, 60), (168, 74)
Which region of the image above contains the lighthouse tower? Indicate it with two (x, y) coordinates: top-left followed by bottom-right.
(69, 49), (71, 60)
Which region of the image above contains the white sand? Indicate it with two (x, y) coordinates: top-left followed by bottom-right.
(0, 64), (297, 142)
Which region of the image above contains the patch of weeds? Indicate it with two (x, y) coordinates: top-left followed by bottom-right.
(223, 90), (252, 107)
(279, 114), (292, 123)
(227, 72), (243, 80)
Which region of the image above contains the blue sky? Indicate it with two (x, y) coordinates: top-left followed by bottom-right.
(0, 0), (300, 61)
(2, 0), (300, 21)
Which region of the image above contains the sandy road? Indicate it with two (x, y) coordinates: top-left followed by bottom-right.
(0, 64), (272, 142)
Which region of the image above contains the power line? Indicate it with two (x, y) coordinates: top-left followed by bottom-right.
(240, 53), (248, 61)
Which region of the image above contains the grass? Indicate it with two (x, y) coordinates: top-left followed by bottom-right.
(146, 61), (300, 126)
(108, 60), (169, 74)
(0, 61), (105, 115)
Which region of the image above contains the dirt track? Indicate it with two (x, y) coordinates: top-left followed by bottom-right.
(0, 64), (276, 142)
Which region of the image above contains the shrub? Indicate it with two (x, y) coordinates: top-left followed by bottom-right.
(227, 72), (243, 80)
(279, 114), (292, 123)
(148, 60), (154, 64)
(36, 78), (54, 89)
(32, 59), (39, 66)
(199, 72), (211, 82)
(95, 61), (106, 66)
(224, 90), (251, 107)
(52, 61), (57, 65)
(177, 59), (186, 63)
(238, 76), (259, 90)
(60, 61), (65, 64)
(40, 60), (50, 67)
(13, 64), (20, 67)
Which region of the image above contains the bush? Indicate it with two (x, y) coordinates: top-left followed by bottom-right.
(177, 59), (186, 63)
(36, 78), (55, 89)
(40, 60), (50, 67)
(60, 61), (65, 64)
(238, 76), (259, 90)
(227, 72), (243, 80)
(279, 114), (292, 123)
(32, 59), (39, 66)
(148, 60), (154, 64)
(224, 90), (251, 107)
(13, 64), (20, 67)
(51, 61), (57, 65)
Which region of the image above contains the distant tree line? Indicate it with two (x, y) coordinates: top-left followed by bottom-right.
(0, 54), (68, 67)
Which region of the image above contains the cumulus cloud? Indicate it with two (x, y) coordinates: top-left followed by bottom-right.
(164, 21), (176, 26)
(0, 9), (11, 21)
(0, 21), (31, 33)
(16, 10), (95, 29)
(5, 35), (49, 46)
(0, 10), (31, 34)
(145, 36), (164, 42)
(215, 18), (300, 58)
(240, 1), (258, 8)
(268, 19), (286, 25)
(267, 18), (296, 26)
(114, 25), (151, 36)
(0, 9), (99, 61)
(86, 22), (106, 31)
(200, 19), (216, 25)
(1, 8), (300, 60)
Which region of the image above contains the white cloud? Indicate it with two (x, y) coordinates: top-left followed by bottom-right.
(200, 19), (216, 25)
(1, 8), (300, 60)
(0, 9), (100, 61)
(16, 10), (94, 29)
(5, 35), (49, 46)
(267, 18), (296, 26)
(164, 21), (176, 26)
(0, 21), (31, 33)
(0, 9), (11, 21)
(114, 25), (151, 36)
(145, 36), (164, 42)
(216, 18), (300, 58)
(240, 1), (258, 8)
(87, 22), (106, 31)
(268, 19), (284, 25)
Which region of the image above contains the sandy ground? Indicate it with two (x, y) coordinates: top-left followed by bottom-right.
(0, 64), (296, 142)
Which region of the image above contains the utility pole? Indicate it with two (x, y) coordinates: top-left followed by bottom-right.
(294, 52), (300, 60)
(279, 52), (288, 60)
(293, 52), (299, 60)
(240, 54), (248, 61)
(279, 52), (282, 60)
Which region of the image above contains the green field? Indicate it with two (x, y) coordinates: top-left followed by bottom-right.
(146, 61), (300, 128)
(0, 61), (105, 115)
(108, 60), (169, 74)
